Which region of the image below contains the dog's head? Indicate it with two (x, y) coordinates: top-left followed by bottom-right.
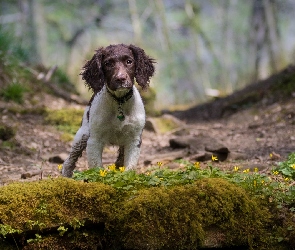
(81, 44), (155, 94)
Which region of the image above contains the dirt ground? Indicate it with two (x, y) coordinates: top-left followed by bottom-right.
(1, 84), (295, 185)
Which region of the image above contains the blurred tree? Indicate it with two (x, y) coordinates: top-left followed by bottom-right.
(0, 0), (294, 107)
(249, 0), (283, 81)
(128, 0), (142, 45)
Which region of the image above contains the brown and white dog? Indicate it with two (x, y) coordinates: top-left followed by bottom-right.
(62, 44), (155, 177)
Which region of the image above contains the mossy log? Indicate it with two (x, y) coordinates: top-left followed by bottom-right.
(0, 178), (288, 249)
(171, 64), (295, 122)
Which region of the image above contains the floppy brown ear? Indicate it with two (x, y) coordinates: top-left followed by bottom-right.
(129, 44), (156, 90)
(80, 48), (105, 93)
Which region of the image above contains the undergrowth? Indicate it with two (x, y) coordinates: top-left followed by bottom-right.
(72, 155), (295, 248)
(73, 157), (295, 208)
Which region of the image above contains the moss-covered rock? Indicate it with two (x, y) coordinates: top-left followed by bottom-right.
(116, 178), (271, 249)
(0, 177), (290, 249)
(0, 178), (115, 249)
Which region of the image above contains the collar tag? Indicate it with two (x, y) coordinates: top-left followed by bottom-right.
(107, 87), (133, 121)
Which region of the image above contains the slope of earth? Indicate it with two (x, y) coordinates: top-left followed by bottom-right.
(0, 65), (295, 184)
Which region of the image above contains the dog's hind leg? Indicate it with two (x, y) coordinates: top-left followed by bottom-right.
(115, 146), (124, 168)
(62, 108), (89, 177)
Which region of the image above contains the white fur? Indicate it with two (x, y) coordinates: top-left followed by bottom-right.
(62, 85), (145, 177)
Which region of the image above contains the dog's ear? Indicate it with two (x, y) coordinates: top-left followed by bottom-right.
(129, 44), (155, 90)
(80, 47), (105, 93)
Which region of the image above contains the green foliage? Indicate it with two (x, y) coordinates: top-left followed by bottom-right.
(52, 68), (79, 94)
(276, 152), (295, 179)
(27, 234), (42, 244)
(0, 82), (27, 103)
(72, 162), (295, 207)
(45, 108), (84, 134)
(0, 28), (29, 62)
(0, 224), (21, 238)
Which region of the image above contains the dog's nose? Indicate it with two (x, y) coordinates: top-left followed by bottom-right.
(115, 71), (127, 82)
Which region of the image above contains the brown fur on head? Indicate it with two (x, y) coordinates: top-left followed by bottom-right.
(80, 44), (156, 93)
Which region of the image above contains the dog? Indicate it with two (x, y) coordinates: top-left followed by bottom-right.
(62, 44), (155, 177)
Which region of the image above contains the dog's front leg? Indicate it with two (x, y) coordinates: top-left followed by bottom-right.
(62, 133), (89, 177)
(124, 138), (142, 170)
(86, 137), (104, 168)
(62, 108), (89, 178)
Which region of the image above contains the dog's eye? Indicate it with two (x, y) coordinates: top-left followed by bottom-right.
(104, 61), (113, 67)
(126, 59), (133, 65)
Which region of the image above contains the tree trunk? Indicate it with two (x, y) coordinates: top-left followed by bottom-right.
(25, 0), (42, 64)
(249, 0), (267, 81)
(128, 0), (142, 45)
(263, 0), (284, 72)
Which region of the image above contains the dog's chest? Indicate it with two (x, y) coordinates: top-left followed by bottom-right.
(89, 89), (145, 145)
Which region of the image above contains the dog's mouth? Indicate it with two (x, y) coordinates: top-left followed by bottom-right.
(108, 80), (133, 92)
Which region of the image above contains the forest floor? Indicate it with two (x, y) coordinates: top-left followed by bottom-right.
(0, 68), (295, 184)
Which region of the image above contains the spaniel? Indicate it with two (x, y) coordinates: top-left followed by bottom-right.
(62, 44), (155, 177)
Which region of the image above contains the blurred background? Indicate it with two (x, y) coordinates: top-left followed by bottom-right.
(1, 0), (295, 109)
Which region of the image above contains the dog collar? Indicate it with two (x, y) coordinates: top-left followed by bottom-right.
(106, 87), (134, 121)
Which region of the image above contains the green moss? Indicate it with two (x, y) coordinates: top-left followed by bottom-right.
(0, 83), (27, 103)
(270, 72), (295, 97)
(7, 106), (47, 116)
(152, 116), (181, 133)
(60, 132), (74, 142)
(45, 108), (84, 134)
(140, 87), (158, 116)
(0, 177), (289, 249)
(0, 178), (115, 232)
(117, 178), (271, 249)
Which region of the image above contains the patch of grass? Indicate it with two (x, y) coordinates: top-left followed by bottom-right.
(0, 83), (27, 103)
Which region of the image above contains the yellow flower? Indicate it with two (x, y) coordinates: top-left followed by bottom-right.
(99, 169), (107, 177)
(261, 180), (265, 184)
(254, 167), (259, 172)
(211, 155), (218, 161)
(284, 177), (290, 182)
(58, 164), (63, 171)
(272, 171), (279, 175)
(157, 162), (163, 167)
(108, 164), (116, 171)
(194, 162), (200, 168)
(233, 166), (239, 172)
(119, 166), (125, 172)
(243, 168), (250, 173)
(269, 153), (273, 159)
(291, 164), (295, 170)
(253, 180), (257, 187)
